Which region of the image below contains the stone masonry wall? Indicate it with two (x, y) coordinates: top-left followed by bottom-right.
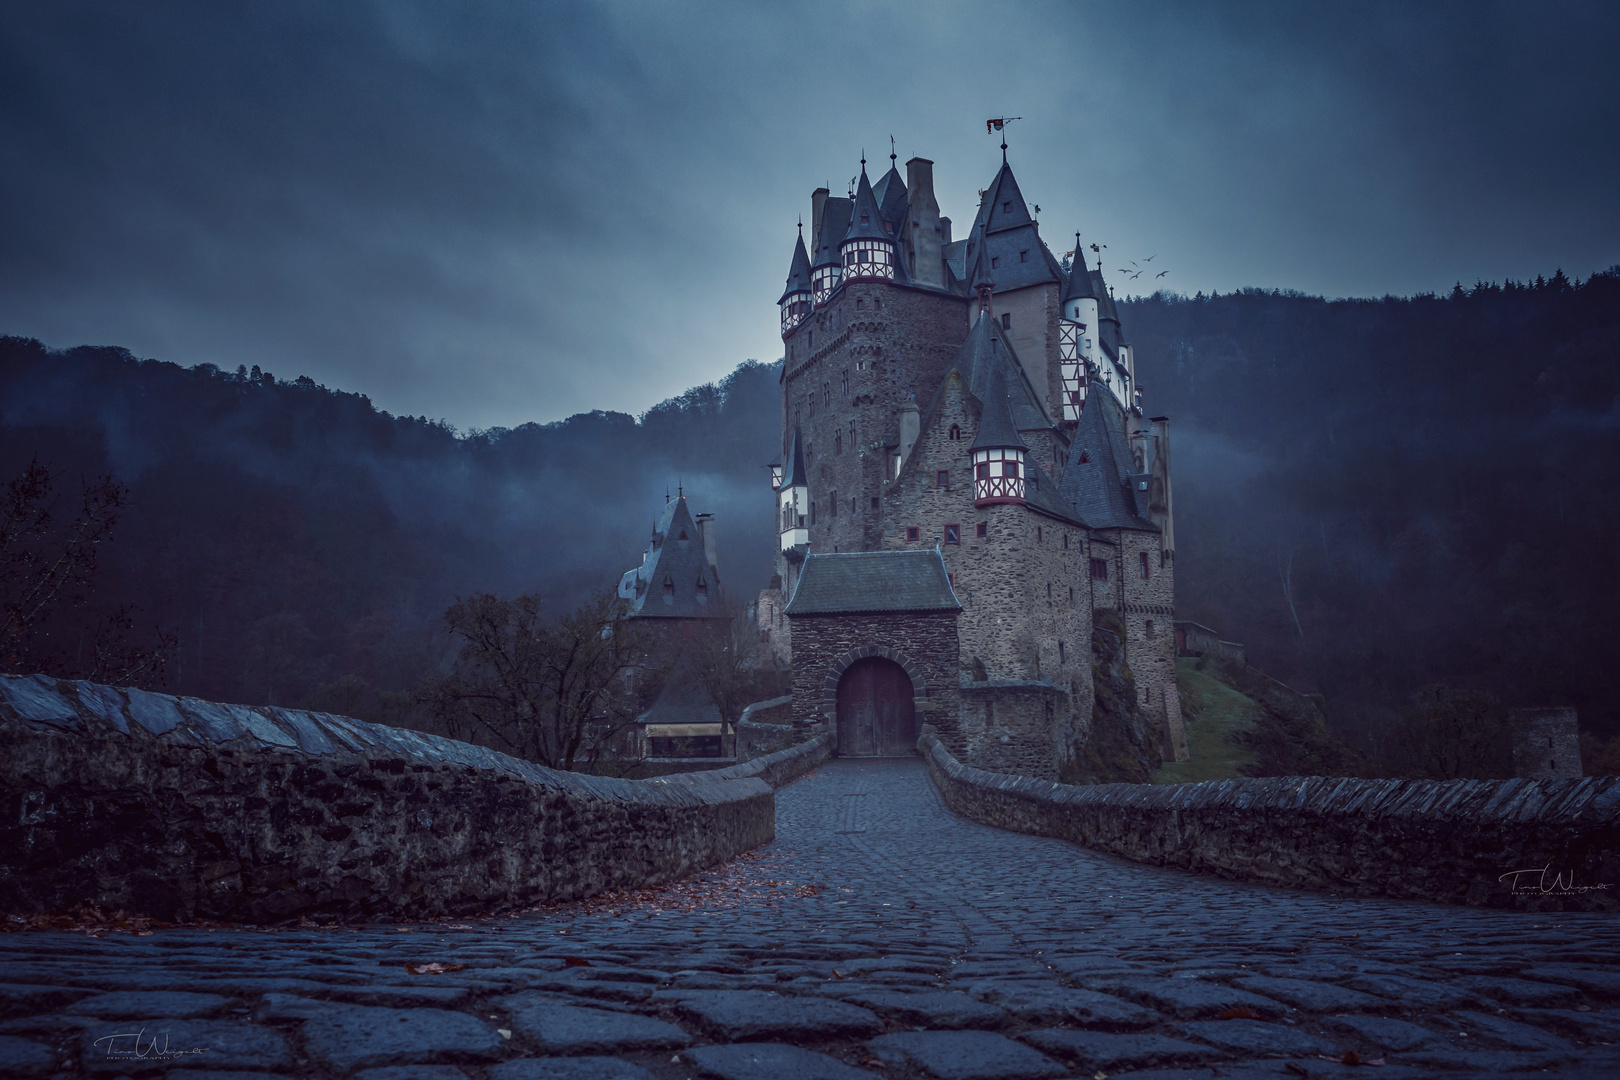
(783, 281), (968, 557)
(921, 731), (1619, 912)
(956, 681), (1067, 780)
(1512, 706), (1584, 780)
(0, 674), (826, 923)
(1111, 527), (1186, 762)
(786, 610), (959, 741)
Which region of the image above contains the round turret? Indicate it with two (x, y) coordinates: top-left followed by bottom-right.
(778, 226), (813, 335)
(970, 368), (1028, 508)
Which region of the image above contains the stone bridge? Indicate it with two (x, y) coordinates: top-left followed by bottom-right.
(3, 756), (1620, 1078)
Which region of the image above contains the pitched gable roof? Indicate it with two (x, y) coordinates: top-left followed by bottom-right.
(952, 313), (1053, 433)
(618, 496), (727, 619)
(785, 550), (961, 615)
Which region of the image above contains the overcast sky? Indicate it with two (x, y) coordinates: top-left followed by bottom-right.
(3, 1), (1617, 429)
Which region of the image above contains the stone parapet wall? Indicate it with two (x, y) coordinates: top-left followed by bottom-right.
(735, 695), (796, 761)
(0, 674), (801, 923)
(920, 731), (1619, 912)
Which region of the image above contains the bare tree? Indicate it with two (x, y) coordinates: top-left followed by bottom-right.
(0, 457), (173, 683)
(1386, 684), (1514, 780)
(421, 590), (651, 772)
(684, 600), (784, 728)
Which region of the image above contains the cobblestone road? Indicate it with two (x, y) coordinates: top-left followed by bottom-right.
(3, 759), (1619, 1079)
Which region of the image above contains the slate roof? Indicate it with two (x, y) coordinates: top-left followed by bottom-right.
(953, 313), (1053, 434)
(617, 496), (726, 619)
(872, 162), (909, 232)
(1059, 382), (1154, 532)
(970, 365), (1027, 451)
(812, 198), (853, 269)
(784, 550), (961, 615)
(638, 653), (723, 727)
(1062, 237), (1098, 303)
(778, 229), (812, 303)
(781, 425), (808, 488)
(843, 167), (892, 244)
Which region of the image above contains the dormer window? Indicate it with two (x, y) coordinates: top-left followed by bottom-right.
(1002, 201), (1011, 212)
(861, 213), (870, 224)
(696, 576), (708, 598)
(1020, 250), (1028, 262)
(1001, 313), (1012, 330)
(663, 574), (675, 597)
(991, 256), (999, 269)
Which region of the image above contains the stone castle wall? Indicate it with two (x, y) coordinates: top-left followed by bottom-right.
(1512, 706), (1584, 780)
(921, 731), (1619, 912)
(0, 674), (826, 923)
(782, 281), (967, 557)
(1113, 528), (1185, 760)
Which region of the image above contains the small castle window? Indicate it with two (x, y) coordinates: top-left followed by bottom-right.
(1078, 450), (1089, 464)
(1020, 250), (1028, 262)
(949, 424), (961, 440)
(945, 523), (960, 545)
(696, 577), (708, 597)
(874, 298), (881, 310)
(1069, 586), (1074, 602)
(811, 502), (817, 525)
(851, 496), (857, 514)
(1036, 526), (1043, 543)
(1046, 583), (1052, 599)
(1140, 551), (1151, 579)
(991, 256), (999, 269)
(1058, 641), (1065, 663)
(856, 299), (864, 310)
(678, 530), (687, 540)
(830, 489), (838, 517)
(977, 522), (988, 538)
(861, 213), (869, 224)
(1063, 533), (1069, 550)
(835, 435), (842, 454)
(906, 526), (920, 542)
(937, 470), (949, 488)
(1090, 558), (1108, 580)
(849, 419), (856, 440)
(663, 575), (674, 596)
(1002, 201), (1011, 212)
(871, 496), (879, 510)
(841, 370), (849, 394)
(1001, 313), (1012, 330)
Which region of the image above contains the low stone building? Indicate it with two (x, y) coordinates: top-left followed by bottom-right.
(783, 549), (960, 757)
(1512, 707), (1583, 779)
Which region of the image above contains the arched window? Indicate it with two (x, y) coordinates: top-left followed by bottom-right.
(949, 424), (961, 440)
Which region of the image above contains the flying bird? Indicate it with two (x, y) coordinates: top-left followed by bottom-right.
(1143, 254), (1157, 262)
(1155, 270), (1169, 278)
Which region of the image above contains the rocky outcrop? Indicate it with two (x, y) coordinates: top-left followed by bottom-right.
(922, 731), (1619, 912)
(1066, 609), (1160, 783)
(0, 674), (827, 923)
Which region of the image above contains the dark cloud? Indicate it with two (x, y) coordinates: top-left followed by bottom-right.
(2, 1), (1616, 428)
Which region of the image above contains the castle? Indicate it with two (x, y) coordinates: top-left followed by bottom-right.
(755, 146), (1188, 780)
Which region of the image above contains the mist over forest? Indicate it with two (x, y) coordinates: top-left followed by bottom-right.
(3, 265), (1617, 750)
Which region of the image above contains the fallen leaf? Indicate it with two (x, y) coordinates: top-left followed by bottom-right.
(404, 962), (466, 975)
(562, 956), (592, 968)
(1093, 1072), (1109, 1080)
(1342, 1049), (1361, 1065)
(497, 1029), (511, 1039)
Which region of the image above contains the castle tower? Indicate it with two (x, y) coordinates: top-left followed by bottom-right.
(778, 226), (813, 336)
(840, 162), (899, 283)
(970, 365), (1028, 507)
(1058, 233), (1098, 424)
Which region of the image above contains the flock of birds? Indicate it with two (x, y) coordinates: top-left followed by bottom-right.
(1063, 246), (1171, 283)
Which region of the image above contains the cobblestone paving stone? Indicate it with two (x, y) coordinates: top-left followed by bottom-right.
(3, 758), (1620, 1078)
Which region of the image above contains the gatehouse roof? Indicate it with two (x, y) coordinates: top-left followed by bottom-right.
(784, 550), (961, 615)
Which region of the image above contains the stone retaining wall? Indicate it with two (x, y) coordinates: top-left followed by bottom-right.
(735, 695), (795, 761)
(920, 731), (1619, 912)
(0, 675), (825, 923)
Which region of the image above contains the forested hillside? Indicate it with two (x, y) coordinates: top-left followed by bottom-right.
(3, 266), (1618, 750)
(1127, 268), (1620, 749)
(0, 339), (781, 707)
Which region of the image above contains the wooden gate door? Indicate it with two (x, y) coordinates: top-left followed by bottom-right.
(836, 657), (916, 757)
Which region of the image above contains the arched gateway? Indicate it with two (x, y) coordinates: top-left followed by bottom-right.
(836, 657), (916, 757)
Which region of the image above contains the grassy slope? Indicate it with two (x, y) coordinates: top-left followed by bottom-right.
(1152, 658), (1261, 784)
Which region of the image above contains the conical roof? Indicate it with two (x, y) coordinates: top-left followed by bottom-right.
(777, 229), (813, 303)
(843, 165), (892, 244)
(970, 365), (1028, 452)
(952, 314), (1052, 432)
(781, 425), (808, 488)
(1062, 235), (1097, 303)
(1058, 381), (1153, 531)
(812, 198), (853, 269)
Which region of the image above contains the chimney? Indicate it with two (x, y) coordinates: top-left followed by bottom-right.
(940, 216), (952, 245)
(695, 513), (720, 581)
(810, 187), (830, 254)
(905, 158), (942, 287)
(898, 396), (921, 469)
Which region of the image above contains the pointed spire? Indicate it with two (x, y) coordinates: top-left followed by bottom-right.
(777, 227), (813, 303)
(1062, 233), (1098, 303)
(979, 161), (1034, 235)
(781, 426), (809, 489)
(843, 161), (891, 243)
